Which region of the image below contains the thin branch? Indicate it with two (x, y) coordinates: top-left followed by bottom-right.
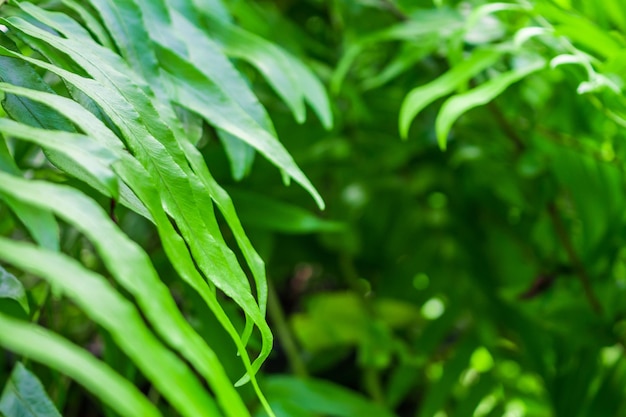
(547, 202), (603, 315)
(267, 278), (309, 378)
(486, 101), (525, 154)
(488, 102), (602, 314)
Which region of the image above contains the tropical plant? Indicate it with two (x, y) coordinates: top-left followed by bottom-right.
(3, 0), (626, 417)
(0, 0), (331, 416)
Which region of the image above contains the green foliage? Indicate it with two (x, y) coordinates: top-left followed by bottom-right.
(2, 0), (626, 416)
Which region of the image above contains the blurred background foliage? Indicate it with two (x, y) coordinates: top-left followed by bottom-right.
(2, 0), (626, 416)
(219, 0), (626, 416)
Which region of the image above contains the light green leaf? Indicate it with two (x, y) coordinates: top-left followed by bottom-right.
(399, 47), (504, 139)
(0, 237), (222, 417)
(205, 18), (304, 123)
(156, 44), (324, 208)
(0, 265), (28, 314)
(0, 82), (260, 417)
(0, 118), (119, 197)
(203, 15), (332, 129)
(5, 7), (274, 414)
(0, 83), (151, 221)
(86, 0), (160, 82)
(166, 9), (270, 178)
(464, 3), (529, 35)
(0, 362), (62, 417)
(60, 0), (115, 49)
(0, 317), (163, 417)
(0, 34), (75, 133)
(0, 170), (260, 417)
(435, 59), (546, 149)
(514, 27), (552, 48)
(0, 22), (290, 390)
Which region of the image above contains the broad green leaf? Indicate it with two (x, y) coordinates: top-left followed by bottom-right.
(0, 362), (61, 417)
(0, 83), (151, 221)
(0, 34), (75, 133)
(228, 189), (344, 234)
(436, 59), (546, 149)
(2, 13), (263, 315)
(1, 20), (288, 388)
(207, 18), (304, 122)
(0, 237), (222, 417)
(0, 265), (28, 314)
(203, 15), (332, 129)
(399, 48), (504, 139)
(259, 376), (398, 417)
(156, 44), (324, 208)
(9, 8), (281, 359)
(85, 0), (160, 82)
(60, 0), (115, 49)
(0, 82), (260, 417)
(0, 118), (119, 197)
(0, 316), (162, 417)
(0, 170), (260, 417)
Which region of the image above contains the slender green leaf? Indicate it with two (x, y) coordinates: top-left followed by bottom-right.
(435, 59), (546, 149)
(60, 0), (115, 49)
(0, 315), (163, 417)
(399, 48), (505, 139)
(0, 118), (119, 197)
(156, 44), (324, 208)
(2, 18), (283, 381)
(203, 15), (332, 129)
(206, 17), (305, 123)
(0, 237), (222, 417)
(0, 82), (261, 417)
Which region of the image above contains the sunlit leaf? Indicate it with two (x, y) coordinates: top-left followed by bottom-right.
(399, 47), (504, 139)
(435, 58), (546, 149)
(0, 317), (163, 417)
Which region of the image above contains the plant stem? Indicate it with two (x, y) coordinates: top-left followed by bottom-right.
(547, 202), (603, 314)
(488, 101), (603, 314)
(266, 277), (309, 378)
